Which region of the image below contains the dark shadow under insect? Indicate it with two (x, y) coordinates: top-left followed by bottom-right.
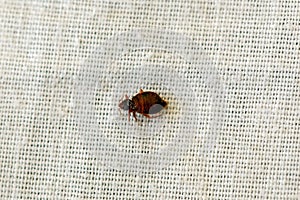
(118, 89), (168, 121)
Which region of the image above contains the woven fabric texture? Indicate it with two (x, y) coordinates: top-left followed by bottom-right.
(1, 1), (299, 199)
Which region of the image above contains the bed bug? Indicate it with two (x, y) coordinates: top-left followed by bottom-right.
(118, 89), (168, 121)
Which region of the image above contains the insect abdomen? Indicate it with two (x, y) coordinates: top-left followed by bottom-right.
(132, 92), (167, 114)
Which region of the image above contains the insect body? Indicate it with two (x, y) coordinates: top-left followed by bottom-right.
(119, 89), (168, 121)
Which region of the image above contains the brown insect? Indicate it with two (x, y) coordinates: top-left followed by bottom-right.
(118, 89), (168, 121)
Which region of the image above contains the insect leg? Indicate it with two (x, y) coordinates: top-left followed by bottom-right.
(142, 113), (151, 118)
(142, 113), (163, 118)
(133, 112), (138, 121)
